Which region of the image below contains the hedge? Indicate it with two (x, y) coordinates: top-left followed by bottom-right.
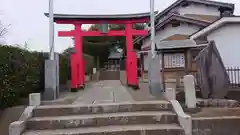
(83, 53), (94, 74)
(0, 45), (70, 109)
(61, 47), (95, 76)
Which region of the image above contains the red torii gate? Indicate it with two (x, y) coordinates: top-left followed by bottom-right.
(45, 13), (151, 90)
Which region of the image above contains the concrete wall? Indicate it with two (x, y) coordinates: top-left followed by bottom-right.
(142, 71), (185, 87)
(120, 71), (127, 85)
(192, 117), (240, 135)
(207, 24), (240, 67)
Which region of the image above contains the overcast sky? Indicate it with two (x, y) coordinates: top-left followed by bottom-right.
(0, 0), (240, 52)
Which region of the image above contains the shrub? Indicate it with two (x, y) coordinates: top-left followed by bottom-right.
(0, 45), (27, 108)
(0, 45), (69, 109)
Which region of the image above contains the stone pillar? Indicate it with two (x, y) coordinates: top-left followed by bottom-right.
(183, 75), (197, 108)
(44, 59), (57, 100)
(120, 70), (127, 85)
(148, 53), (164, 96)
(29, 93), (41, 106)
(93, 68), (97, 74)
(186, 50), (192, 73)
(165, 79), (177, 100)
(54, 53), (59, 98)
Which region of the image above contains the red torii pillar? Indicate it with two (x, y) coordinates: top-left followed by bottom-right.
(125, 23), (138, 88)
(68, 24), (85, 91)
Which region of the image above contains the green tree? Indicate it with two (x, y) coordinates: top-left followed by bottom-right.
(82, 23), (145, 67)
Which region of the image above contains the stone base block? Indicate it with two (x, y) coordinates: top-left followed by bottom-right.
(29, 93), (41, 106)
(9, 121), (25, 135)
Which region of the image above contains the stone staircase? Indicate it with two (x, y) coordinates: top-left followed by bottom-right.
(99, 70), (120, 80)
(22, 101), (184, 135)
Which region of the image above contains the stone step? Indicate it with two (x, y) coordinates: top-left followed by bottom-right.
(27, 111), (177, 130)
(33, 101), (172, 117)
(23, 124), (184, 135)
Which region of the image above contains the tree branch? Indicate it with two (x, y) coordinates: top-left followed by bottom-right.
(0, 22), (11, 37)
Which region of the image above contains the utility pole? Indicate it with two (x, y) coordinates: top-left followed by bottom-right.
(44, 0), (58, 100)
(150, 0), (155, 58)
(49, 0), (54, 60)
(148, 0), (163, 97)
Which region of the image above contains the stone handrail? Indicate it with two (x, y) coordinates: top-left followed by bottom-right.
(170, 100), (192, 135)
(9, 93), (41, 135)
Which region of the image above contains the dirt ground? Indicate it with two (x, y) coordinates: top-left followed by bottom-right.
(0, 106), (26, 135)
(185, 108), (240, 117)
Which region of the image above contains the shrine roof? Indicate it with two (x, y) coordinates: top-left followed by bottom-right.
(155, 39), (209, 50)
(108, 51), (123, 59)
(44, 12), (158, 21)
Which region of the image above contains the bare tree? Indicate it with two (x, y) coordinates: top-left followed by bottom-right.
(0, 20), (10, 37)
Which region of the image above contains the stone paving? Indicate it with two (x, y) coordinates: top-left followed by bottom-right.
(72, 80), (134, 104)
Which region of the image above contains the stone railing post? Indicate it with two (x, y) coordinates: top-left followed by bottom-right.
(183, 75), (197, 108)
(165, 79), (177, 100)
(29, 93), (41, 106)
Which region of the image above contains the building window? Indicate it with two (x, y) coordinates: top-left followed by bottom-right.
(143, 53), (185, 71)
(163, 53), (185, 68)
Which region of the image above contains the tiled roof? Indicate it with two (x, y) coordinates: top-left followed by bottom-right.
(156, 39), (208, 50)
(108, 51), (123, 59)
(134, 0), (235, 44)
(141, 39), (209, 51)
(183, 14), (219, 22)
(191, 16), (240, 39)
(139, 13), (211, 41)
(162, 34), (190, 41)
(155, 0), (234, 21)
(44, 12), (158, 21)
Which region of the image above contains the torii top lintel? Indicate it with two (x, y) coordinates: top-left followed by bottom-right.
(44, 11), (158, 24)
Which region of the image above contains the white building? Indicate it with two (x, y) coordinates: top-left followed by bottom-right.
(136, 0), (235, 81)
(142, 13), (211, 71)
(191, 16), (240, 68)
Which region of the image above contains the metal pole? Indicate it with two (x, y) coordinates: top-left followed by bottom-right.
(43, 0), (57, 100)
(150, 0), (155, 58)
(49, 0), (54, 60)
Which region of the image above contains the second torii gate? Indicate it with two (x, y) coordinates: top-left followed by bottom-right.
(45, 12), (152, 91)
